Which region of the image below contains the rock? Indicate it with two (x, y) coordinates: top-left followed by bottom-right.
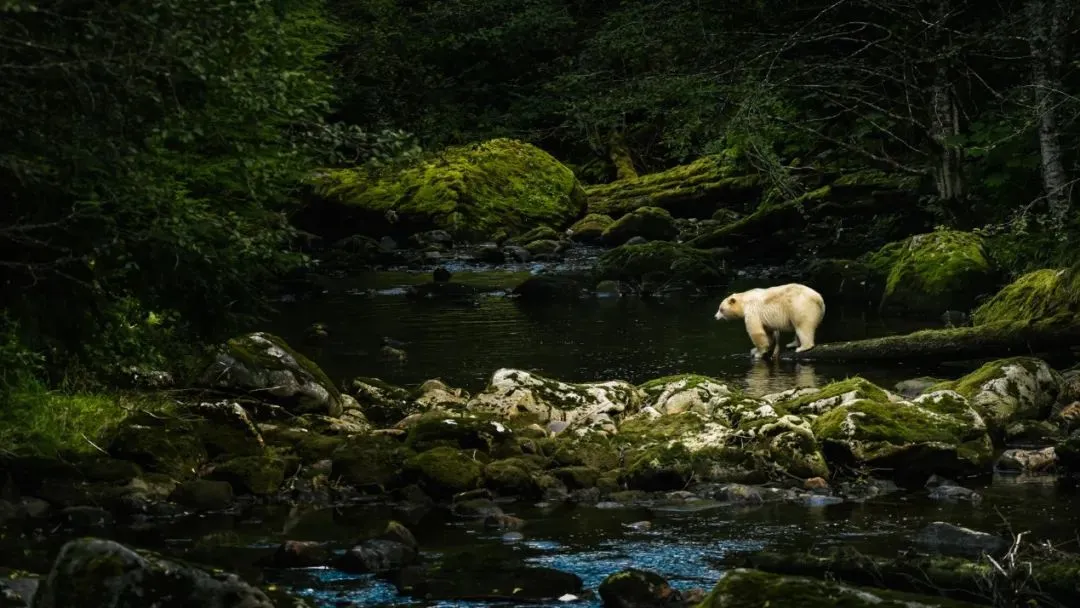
(971, 267), (1076, 326)
(524, 239), (561, 255)
(484, 459), (542, 499)
(405, 281), (480, 300)
(598, 568), (680, 608)
(380, 521), (418, 550)
(997, 447), (1057, 473)
(335, 538), (419, 574)
(596, 241), (726, 287)
(451, 497), (503, 519)
(637, 374), (733, 416)
(391, 555), (583, 602)
(304, 322), (329, 342)
(894, 377), (943, 399)
(58, 506), (113, 531)
(468, 368), (644, 430)
(309, 139), (585, 242)
(270, 540), (330, 568)
(700, 567), (978, 607)
(711, 483), (765, 504)
(600, 207), (678, 247)
(503, 245), (532, 263)
(169, 479), (234, 511)
(912, 521), (1007, 557)
(331, 434), (414, 490)
(484, 513), (525, 530)
(411, 229), (454, 248)
(624, 236), (648, 246)
(378, 344), (408, 363)
(803, 477), (828, 491)
(512, 275), (589, 301)
(127, 367), (175, 390)
(1004, 419), (1062, 445)
(866, 230), (998, 318)
(187, 400), (265, 457)
(199, 332), (343, 417)
(378, 235), (398, 251)
(568, 213), (614, 244)
(931, 356), (1064, 430)
(404, 447), (483, 497)
(349, 376), (416, 426)
(107, 414), (209, 480)
(1056, 401), (1080, 432)
(941, 310), (969, 327)
(0, 575), (38, 607)
(32, 538), (274, 607)
(595, 280), (624, 296)
(928, 484), (982, 503)
(505, 225), (563, 247)
(206, 454), (287, 496)
(474, 243), (506, 264)
(433, 266), (452, 283)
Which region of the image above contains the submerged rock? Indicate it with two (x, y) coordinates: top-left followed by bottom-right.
(912, 521), (1006, 557)
(199, 332), (343, 417)
(335, 538), (418, 574)
(33, 538), (274, 607)
(598, 568), (681, 608)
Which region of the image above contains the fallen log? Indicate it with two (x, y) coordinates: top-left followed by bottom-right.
(784, 315), (1080, 363)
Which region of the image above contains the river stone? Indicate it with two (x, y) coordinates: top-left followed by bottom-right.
(637, 374), (733, 416)
(997, 447), (1057, 473)
(912, 521), (1007, 557)
(933, 357), (1064, 429)
(334, 538), (418, 574)
(32, 538), (274, 608)
(467, 368), (644, 431)
(199, 332), (343, 417)
(702, 568), (965, 607)
(598, 568), (680, 608)
(270, 540), (331, 568)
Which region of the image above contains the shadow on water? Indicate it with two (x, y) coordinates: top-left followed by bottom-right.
(270, 270), (961, 395)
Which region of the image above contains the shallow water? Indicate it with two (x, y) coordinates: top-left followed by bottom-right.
(271, 268), (961, 396)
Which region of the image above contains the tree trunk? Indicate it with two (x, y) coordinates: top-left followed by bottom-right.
(608, 130), (638, 181)
(928, 0), (964, 202)
(1027, 0), (1073, 224)
(780, 317), (1080, 363)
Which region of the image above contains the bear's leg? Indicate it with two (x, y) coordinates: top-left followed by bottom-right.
(786, 337), (800, 349)
(748, 330), (772, 360)
(770, 330), (782, 359)
(794, 325), (817, 353)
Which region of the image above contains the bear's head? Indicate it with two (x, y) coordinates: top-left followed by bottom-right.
(714, 294), (744, 321)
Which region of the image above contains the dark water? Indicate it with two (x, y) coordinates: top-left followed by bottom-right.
(272, 268), (962, 396)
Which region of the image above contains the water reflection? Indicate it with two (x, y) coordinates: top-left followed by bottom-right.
(743, 360), (820, 397)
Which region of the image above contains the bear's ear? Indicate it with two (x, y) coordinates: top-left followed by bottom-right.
(728, 296), (737, 304)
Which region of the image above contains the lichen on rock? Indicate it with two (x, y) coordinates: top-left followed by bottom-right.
(930, 356), (1064, 431)
(637, 374), (734, 417)
(201, 332), (342, 417)
(308, 138), (586, 241)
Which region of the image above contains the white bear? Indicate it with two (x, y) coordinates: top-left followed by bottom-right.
(714, 283), (826, 360)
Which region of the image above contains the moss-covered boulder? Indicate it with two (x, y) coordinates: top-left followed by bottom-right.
(598, 568), (681, 608)
(929, 357), (1064, 431)
(483, 458), (542, 498)
(776, 377), (897, 416)
(971, 267), (1080, 325)
(349, 377), (417, 427)
(467, 368), (644, 432)
(206, 454), (287, 496)
(585, 154), (762, 218)
(567, 213), (614, 244)
(504, 225), (562, 247)
(331, 435), (415, 490)
(200, 332), (342, 417)
(600, 207), (678, 247)
(186, 401), (266, 458)
(865, 230), (998, 318)
(107, 414), (209, 481)
(698, 568), (980, 608)
(596, 242), (726, 287)
(404, 413), (517, 454)
(404, 447), (483, 497)
(308, 139), (586, 242)
(32, 538), (275, 608)
(810, 389), (993, 481)
(637, 374), (734, 417)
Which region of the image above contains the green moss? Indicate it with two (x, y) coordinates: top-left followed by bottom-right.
(600, 206), (678, 246)
(779, 377), (891, 415)
(107, 413), (208, 480)
(310, 139), (586, 240)
(226, 332), (341, 405)
(549, 436), (621, 470)
(619, 412), (710, 443)
(524, 239), (561, 255)
(596, 241), (726, 285)
(620, 444), (694, 491)
(830, 169), (922, 189)
(207, 453), (287, 495)
(505, 225), (561, 246)
(868, 230), (997, 317)
(405, 412), (516, 453)
(331, 434), (415, 489)
(550, 465), (601, 489)
(637, 374), (724, 392)
(812, 399), (969, 446)
(567, 213), (614, 243)
(971, 268), (1080, 325)
(405, 446), (483, 497)
(261, 426), (344, 462)
(483, 458), (542, 498)
(585, 155), (762, 218)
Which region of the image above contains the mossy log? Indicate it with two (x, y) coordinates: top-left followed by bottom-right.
(584, 155), (762, 218)
(727, 546), (1080, 607)
(784, 316), (1080, 363)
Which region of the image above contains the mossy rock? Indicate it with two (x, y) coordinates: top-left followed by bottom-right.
(585, 154), (762, 218)
(505, 225), (561, 247)
(524, 239), (561, 255)
(598, 568), (679, 608)
(600, 207), (678, 247)
(483, 458), (542, 498)
(107, 415), (208, 481)
(867, 230), (998, 318)
(331, 435), (415, 490)
(404, 447), (483, 497)
(206, 454), (287, 496)
(405, 413), (516, 454)
(776, 377), (894, 416)
(550, 466), (601, 490)
(261, 426), (345, 462)
(349, 377), (417, 427)
(637, 374), (733, 417)
(698, 568), (981, 608)
(596, 241), (726, 287)
(170, 479), (234, 511)
(929, 356), (1064, 431)
(620, 444), (695, 491)
(200, 332), (342, 417)
(971, 267), (1080, 326)
(308, 138), (586, 242)
(567, 213), (614, 244)
(548, 436), (622, 470)
(811, 392), (993, 481)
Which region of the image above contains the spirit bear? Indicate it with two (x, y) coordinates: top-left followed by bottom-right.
(714, 283), (826, 360)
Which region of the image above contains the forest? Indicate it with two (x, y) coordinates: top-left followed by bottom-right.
(1, 0), (1080, 606)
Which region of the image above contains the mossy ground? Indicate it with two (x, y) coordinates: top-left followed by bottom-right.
(310, 138), (585, 241)
(971, 267), (1080, 325)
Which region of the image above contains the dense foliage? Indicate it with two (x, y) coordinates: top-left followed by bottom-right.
(1, 0), (1077, 399)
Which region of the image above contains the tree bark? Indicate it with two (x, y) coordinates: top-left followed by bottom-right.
(781, 317), (1080, 363)
(1027, 0), (1073, 224)
(928, 0), (964, 202)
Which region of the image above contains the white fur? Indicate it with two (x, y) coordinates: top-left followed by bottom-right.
(714, 283), (826, 360)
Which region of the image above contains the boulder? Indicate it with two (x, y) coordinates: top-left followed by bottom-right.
(199, 332), (342, 417)
(600, 207), (678, 247)
(567, 213), (614, 244)
(912, 521), (1007, 557)
(598, 569), (682, 608)
(596, 241), (726, 287)
(929, 357), (1063, 431)
(637, 374), (734, 416)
